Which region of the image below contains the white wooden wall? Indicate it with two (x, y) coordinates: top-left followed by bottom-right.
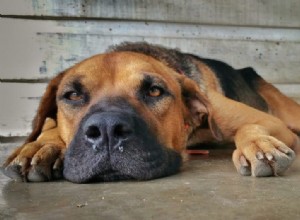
(0, 0), (300, 137)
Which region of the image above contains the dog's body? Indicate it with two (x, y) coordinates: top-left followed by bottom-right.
(2, 42), (300, 183)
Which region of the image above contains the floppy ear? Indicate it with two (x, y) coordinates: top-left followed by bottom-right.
(179, 75), (223, 141)
(25, 71), (66, 144)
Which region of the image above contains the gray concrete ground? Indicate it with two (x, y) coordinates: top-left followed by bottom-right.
(1, 142), (300, 220)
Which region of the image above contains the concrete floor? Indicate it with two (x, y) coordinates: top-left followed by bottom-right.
(1, 142), (300, 220)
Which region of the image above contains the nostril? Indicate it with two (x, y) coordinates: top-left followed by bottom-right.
(85, 125), (101, 142)
(113, 124), (132, 139)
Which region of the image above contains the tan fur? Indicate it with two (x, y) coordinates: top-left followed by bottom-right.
(257, 80), (300, 135)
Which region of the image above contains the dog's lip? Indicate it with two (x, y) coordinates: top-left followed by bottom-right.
(94, 169), (133, 182)
(63, 144), (182, 183)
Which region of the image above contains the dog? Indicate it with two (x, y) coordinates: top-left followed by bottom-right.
(1, 42), (300, 183)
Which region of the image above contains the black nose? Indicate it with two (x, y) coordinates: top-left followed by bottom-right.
(83, 112), (133, 151)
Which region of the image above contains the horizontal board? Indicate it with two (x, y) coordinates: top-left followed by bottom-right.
(1, 18), (300, 83)
(0, 83), (299, 137)
(1, 0), (300, 28)
(0, 83), (47, 137)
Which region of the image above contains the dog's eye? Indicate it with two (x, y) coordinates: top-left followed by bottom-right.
(64, 91), (84, 101)
(147, 86), (164, 97)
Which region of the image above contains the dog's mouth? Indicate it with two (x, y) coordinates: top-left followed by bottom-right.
(86, 148), (181, 182)
(92, 169), (132, 182)
(63, 103), (182, 183)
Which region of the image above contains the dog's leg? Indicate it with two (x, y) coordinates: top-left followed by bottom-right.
(1, 118), (66, 182)
(258, 80), (300, 136)
(207, 91), (299, 177)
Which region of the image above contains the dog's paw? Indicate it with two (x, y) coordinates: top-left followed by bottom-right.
(232, 135), (295, 177)
(1, 118), (65, 182)
(1, 141), (65, 182)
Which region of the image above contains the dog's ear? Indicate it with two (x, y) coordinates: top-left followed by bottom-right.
(25, 71), (66, 144)
(179, 75), (223, 141)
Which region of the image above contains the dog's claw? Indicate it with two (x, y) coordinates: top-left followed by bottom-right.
(240, 155), (249, 167)
(265, 152), (274, 161)
(2, 144), (65, 182)
(256, 151), (264, 160)
(28, 166), (49, 182)
(1, 164), (24, 182)
(232, 150), (251, 176)
(233, 136), (295, 177)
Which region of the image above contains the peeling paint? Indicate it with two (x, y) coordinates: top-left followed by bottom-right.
(1, 18), (300, 83)
(39, 60), (47, 74)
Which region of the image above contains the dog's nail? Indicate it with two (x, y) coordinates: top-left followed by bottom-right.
(19, 157), (28, 167)
(265, 152), (274, 161)
(53, 158), (62, 170)
(256, 152), (264, 160)
(31, 156), (40, 166)
(278, 146), (289, 154)
(240, 155), (249, 167)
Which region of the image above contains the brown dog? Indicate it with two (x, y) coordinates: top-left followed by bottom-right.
(2, 42), (300, 183)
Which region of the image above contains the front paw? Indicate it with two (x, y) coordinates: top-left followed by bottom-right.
(232, 135), (296, 177)
(1, 141), (65, 182)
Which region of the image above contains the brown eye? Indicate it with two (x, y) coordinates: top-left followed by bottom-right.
(148, 86), (163, 97)
(66, 91), (83, 101)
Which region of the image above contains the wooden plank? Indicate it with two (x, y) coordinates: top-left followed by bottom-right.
(1, 18), (300, 83)
(0, 83), (47, 137)
(0, 0), (300, 28)
(0, 83), (299, 137)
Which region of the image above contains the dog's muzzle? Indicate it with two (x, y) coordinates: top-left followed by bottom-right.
(63, 99), (182, 183)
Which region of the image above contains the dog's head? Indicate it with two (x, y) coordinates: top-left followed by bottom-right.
(28, 43), (214, 183)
